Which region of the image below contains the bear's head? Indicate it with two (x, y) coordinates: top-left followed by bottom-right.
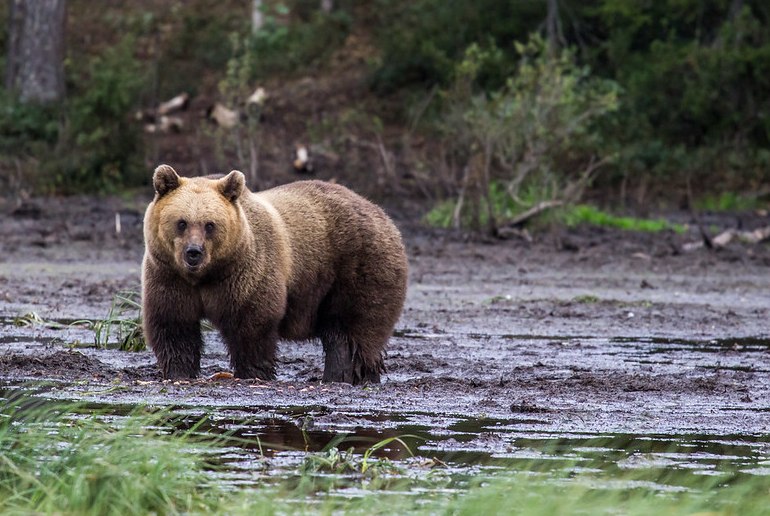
(146, 164), (247, 280)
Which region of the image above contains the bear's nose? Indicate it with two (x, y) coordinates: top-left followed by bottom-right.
(184, 245), (204, 267)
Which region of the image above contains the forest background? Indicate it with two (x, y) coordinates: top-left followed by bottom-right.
(1, 0), (768, 234)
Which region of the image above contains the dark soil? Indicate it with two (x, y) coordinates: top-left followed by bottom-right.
(1, 195), (770, 441)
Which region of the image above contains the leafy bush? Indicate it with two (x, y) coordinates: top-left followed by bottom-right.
(584, 1), (770, 192)
(0, 91), (60, 153)
(0, 37), (147, 194)
(370, 0), (544, 94)
(159, 0), (248, 97)
(373, 0), (770, 202)
(435, 34), (619, 233)
(247, 5), (352, 79)
(51, 38), (146, 192)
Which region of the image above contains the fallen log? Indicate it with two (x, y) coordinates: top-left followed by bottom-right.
(683, 225), (770, 251)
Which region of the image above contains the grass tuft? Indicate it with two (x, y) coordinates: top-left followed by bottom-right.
(92, 290), (145, 351)
(565, 204), (687, 233)
(0, 393), (229, 515)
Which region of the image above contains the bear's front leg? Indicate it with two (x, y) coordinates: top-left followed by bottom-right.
(218, 317), (279, 380)
(142, 275), (204, 379)
(144, 312), (203, 379)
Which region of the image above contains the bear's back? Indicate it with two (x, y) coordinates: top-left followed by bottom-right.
(252, 180), (403, 266)
(245, 180), (407, 341)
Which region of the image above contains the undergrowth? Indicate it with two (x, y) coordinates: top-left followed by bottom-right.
(426, 195), (687, 234)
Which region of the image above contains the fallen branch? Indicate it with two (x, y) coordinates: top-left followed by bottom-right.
(507, 200), (564, 227)
(683, 225), (770, 252)
(136, 92), (190, 133)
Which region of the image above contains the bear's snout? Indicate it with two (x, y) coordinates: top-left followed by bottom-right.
(184, 244), (204, 268)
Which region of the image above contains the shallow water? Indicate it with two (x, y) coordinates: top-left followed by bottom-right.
(3, 381), (768, 498)
(2, 299), (770, 498)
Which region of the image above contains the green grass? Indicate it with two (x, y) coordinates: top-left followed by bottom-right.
(571, 294), (600, 304)
(694, 191), (762, 212)
(424, 198), (456, 228)
(424, 182), (547, 230)
(13, 290), (222, 352)
(442, 473), (770, 516)
(0, 394), (229, 515)
(91, 290), (145, 351)
(565, 204), (687, 233)
(2, 392), (770, 515)
(425, 189), (688, 234)
(12, 291), (146, 351)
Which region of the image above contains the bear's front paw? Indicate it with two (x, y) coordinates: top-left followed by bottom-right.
(162, 365), (200, 381)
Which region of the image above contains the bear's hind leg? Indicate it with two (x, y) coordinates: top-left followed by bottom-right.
(321, 330), (355, 384)
(320, 324), (385, 385)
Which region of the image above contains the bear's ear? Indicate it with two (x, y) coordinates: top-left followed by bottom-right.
(218, 170), (245, 202)
(153, 164), (181, 197)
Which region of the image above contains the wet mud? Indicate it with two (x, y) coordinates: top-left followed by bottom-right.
(1, 195), (770, 483)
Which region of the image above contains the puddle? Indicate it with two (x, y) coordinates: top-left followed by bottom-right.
(613, 335), (770, 353)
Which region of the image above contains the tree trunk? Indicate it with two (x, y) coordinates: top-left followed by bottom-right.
(546, 0), (564, 57)
(4, 0), (67, 104)
(252, 0), (264, 33)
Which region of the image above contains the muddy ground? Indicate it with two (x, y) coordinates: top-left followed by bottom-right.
(1, 194), (769, 453)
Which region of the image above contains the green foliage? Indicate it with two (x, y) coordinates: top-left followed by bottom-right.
(439, 34), (619, 232)
(583, 0), (770, 187)
(370, 0), (544, 93)
(10, 290), (145, 351)
(424, 199), (455, 228)
(695, 191), (763, 212)
(572, 294), (600, 304)
(565, 204), (686, 233)
(4, 393), (770, 515)
(207, 34), (263, 181)
(92, 290), (144, 351)
(425, 181), (525, 229)
(12, 311), (70, 329)
(52, 38), (146, 192)
(159, 0), (248, 97)
(0, 397), (224, 515)
(372, 0), (770, 200)
(1, 37), (147, 194)
(247, 5), (352, 79)
(0, 91), (60, 153)
(445, 472), (770, 516)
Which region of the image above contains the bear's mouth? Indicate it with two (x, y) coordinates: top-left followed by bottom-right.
(183, 262), (205, 274)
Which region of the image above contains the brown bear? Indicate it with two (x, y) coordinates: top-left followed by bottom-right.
(142, 164), (408, 384)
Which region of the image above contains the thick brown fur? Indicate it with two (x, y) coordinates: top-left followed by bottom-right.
(142, 164), (408, 384)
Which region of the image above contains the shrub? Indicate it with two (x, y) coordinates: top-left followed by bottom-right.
(0, 37), (147, 194)
(434, 34), (619, 233)
(247, 4), (352, 79)
(585, 1), (770, 194)
(370, 0), (544, 94)
(51, 38), (146, 192)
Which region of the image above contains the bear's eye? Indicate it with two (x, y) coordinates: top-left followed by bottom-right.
(205, 222), (216, 234)
(177, 220), (187, 232)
